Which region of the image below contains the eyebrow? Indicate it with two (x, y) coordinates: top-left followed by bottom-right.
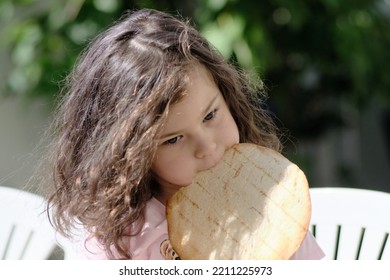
(202, 93), (219, 116)
(159, 93), (220, 139)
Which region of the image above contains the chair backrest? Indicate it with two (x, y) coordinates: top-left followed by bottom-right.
(309, 187), (390, 260)
(0, 186), (74, 259)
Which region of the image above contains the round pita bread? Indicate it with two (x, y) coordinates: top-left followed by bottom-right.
(166, 143), (311, 259)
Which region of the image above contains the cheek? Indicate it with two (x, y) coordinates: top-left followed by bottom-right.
(221, 114), (240, 146)
(152, 151), (195, 185)
(231, 121), (240, 143)
(152, 153), (174, 178)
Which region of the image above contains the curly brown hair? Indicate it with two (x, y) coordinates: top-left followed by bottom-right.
(46, 8), (281, 259)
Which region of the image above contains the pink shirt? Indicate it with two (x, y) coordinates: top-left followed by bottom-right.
(81, 197), (324, 260)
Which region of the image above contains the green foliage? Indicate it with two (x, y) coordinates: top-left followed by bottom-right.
(0, 0), (193, 102)
(1, 0), (390, 139)
(195, 0), (390, 139)
(0, 0), (125, 101)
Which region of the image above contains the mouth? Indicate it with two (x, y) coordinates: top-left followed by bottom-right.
(200, 152), (225, 172)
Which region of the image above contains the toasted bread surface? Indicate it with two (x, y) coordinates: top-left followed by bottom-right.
(167, 143), (311, 260)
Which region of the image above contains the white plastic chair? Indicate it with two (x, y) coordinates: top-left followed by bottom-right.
(309, 187), (390, 260)
(0, 186), (75, 259)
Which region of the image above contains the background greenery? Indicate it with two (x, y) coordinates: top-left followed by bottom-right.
(1, 0), (389, 187)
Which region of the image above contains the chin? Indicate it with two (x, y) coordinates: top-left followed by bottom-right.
(169, 178), (194, 188)
(168, 173), (200, 188)
(182, 180), (195, 187)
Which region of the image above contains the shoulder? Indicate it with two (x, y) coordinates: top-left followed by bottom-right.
(80, 197), (169, 260)
(129, 197), (168, 259)
(289, 231), (325, 260)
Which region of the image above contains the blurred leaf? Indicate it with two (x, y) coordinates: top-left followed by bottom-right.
(1, 0), (390, 140)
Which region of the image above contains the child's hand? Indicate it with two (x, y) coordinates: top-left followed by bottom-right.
(160, 239), (181, 260)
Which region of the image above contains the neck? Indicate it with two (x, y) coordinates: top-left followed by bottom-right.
(154, 191), (170, 206)
(153, 181), (184, 206)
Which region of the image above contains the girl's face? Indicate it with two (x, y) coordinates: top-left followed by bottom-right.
(152, 64), (239, 202)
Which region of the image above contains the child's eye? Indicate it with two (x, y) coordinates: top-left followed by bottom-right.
(164, 136), (182, 145)
(204, 109), (218, 122)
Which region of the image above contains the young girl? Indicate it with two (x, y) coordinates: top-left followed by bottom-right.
(46, 8), (324, 260)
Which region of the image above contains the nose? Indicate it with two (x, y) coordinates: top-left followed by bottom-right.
(194, 133), (217, 159)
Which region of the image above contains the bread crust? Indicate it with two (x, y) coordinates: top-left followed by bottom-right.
(166, 143), (311, 260)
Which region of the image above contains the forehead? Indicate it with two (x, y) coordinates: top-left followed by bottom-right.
(161, 64), (220, 131)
